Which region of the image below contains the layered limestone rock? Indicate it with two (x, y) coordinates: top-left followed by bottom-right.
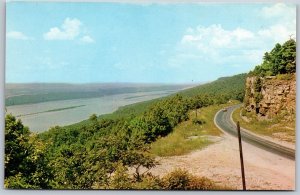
(244, 74), (296, 120)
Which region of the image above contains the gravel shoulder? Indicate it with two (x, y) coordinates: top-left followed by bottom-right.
(149, 134), (295, 190)
(231, 107), (295, 150)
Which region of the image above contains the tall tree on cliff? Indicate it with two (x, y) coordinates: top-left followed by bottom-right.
(250, 39), (296, 76)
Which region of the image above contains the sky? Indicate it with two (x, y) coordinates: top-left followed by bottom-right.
(6, 2), (296, 83)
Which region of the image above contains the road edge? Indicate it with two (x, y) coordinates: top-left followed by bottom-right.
(213, 109), (232, 137)
(229, 105), (295, 150)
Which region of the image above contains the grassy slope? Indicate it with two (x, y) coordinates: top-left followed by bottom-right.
(232, 107), (295, 143)
(149, 74), (247, 156)
(151, 101), (240, 157)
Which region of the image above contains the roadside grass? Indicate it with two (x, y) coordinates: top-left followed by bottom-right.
(232, 107), (295, 143)
(150, 101), (239, 157)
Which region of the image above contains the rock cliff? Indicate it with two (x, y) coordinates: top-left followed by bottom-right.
(244, 74), (296, 120)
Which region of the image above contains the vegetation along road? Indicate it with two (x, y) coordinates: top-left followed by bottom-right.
(214, 104), (295, 160)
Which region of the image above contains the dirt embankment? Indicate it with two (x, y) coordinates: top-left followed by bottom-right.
(149, 134), (295, 190)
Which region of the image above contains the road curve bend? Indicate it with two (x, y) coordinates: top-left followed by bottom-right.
(214, 104), (295, 160)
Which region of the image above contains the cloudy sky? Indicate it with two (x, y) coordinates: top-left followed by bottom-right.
(6, 2), (296, 83)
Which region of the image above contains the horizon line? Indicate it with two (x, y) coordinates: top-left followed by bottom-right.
(5, 81), (204, 85)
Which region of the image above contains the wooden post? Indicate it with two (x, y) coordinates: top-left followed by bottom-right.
(237, 121), (246, 190)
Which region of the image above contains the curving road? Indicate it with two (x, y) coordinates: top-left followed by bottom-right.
(214, 104), (295, 160)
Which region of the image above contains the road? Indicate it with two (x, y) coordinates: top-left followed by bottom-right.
(214, 104), (295, 160)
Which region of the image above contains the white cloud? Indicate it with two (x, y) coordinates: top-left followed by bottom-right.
(181, 24), (255, 50)
(258, 24), (294, 43)
(7, 31), (31, 40)
(261, 3), (295, 19)
(259, 3), (296, 43)
(80, 35), (94, 43)
(181, 34), (201, 44)
(44, 18), (95, 43)
(232, 28), (255, 41)
(44, 18), (82, 40)
(175, 3), (296, 71)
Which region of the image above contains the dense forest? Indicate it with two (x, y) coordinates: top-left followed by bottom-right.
(249, 39), (296, 77)
(179, 73), (247, 102)
(5, 74), (246, 189)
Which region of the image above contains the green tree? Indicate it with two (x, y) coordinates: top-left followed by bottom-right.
(269, 43), (282, 75)
(5, 114), (32, 179)
(5, 114), (54, 189)
(249, 39), (296, 76)
(109, 162), (132, 189)
(281, 39), (296, 73)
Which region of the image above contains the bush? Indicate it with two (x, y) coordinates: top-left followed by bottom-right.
(162, 169), (190, 190)
(161, 169), (219, 190)
(109, 163), (132, 189)
(276, 74), (293, 80)
(187, 176), (216, 190)
(4, 174), (37, 189)
(192, 118), (206, 125)
(133, 173), (163, 190)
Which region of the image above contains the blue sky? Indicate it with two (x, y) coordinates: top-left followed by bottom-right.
(6, 2), (296, 83)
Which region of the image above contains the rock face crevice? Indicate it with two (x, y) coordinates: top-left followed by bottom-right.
(244, 74), (296, 120)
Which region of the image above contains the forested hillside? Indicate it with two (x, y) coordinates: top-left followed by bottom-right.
(179, 73), (247, 102)
(97, 73), (247, 121)
(5, 74), (246, 189)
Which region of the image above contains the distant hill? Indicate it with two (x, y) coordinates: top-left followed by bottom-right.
(5, 83), (192, 106)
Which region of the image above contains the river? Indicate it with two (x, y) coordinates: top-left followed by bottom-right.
(6, 90), (174, 132)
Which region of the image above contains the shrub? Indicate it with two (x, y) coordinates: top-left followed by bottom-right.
(276, 74), (293, 80)
(161, 169), (219, 190)
(133, 173), (163, 190)
(109, 163), (132, 189)
(162, 169), (190, 190)
(192, 118), (206, 125)
(4, 174), (38, 189)
(187, 176), (216, 190)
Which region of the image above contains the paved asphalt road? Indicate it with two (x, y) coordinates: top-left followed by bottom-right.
(214, 104), (295, 160)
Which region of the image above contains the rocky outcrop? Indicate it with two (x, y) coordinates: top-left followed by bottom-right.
(244, 74), (296, 120)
